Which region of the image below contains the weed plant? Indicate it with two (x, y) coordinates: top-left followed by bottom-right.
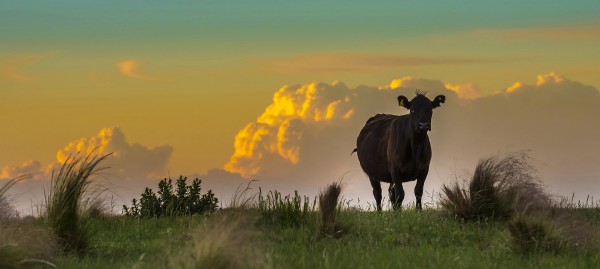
(258, 188), (316, 227)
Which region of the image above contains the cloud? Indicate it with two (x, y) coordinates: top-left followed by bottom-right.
(444, 83), (482, 100)
(262, 52), (490, 74)
(116, 59), (156, 80)
(1, 127), (172, 181)
(0, 160), (44, 180)
(0, 127), (174, 214)
(471, 25), (600, 41)
(224, 73), (600, 205)
(0, 53), (53, 81)
(55, 127), (173, 180)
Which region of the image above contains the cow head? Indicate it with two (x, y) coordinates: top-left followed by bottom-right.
(397, 92), (445, 134)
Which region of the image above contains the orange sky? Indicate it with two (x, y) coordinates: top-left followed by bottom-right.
(2, 1), (600, 210)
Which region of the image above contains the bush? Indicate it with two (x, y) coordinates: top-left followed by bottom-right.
(123, 176), (218, 217)
(440, 152), (548, 221)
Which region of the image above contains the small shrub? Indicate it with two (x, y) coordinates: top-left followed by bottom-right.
(440, 152), (548, 221)
(44, 151), (111, 254)
(257, 189), (315, 227)
(123, 176), (218, 217)
(319, 182), (342, 237)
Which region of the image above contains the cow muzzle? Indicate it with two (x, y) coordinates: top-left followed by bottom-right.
(418, 122), (431, 132)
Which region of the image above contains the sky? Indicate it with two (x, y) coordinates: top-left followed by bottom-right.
(2, 1), (600, 212)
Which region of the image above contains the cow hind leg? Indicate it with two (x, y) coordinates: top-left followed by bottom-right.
(392, 182), (405, 210)
(414, 178), (425, 211)
(388, 183), (396, 208)
(369, 178), (382, 211)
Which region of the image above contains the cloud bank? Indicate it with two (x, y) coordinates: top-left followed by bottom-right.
(223, 72), (600, 204)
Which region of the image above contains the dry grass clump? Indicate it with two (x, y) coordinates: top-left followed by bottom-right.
(440, 152), (548, 221)
(507, 211), (598, 255)
(44, 151), (111, 254)
(319, 182), (342, 237)
(160, 213), (265, 269)
(0, 218), (59, 269)
(0, 176), (58, 268)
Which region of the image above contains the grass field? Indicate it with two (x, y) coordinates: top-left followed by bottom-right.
(2, 153), (599, 268)
(4, 206), (597, 269)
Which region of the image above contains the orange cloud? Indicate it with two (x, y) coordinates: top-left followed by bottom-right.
(1, 127), (172, 181)
(116, 59), (156, 80)
(0, 53), (53, 81)
(262, 53), (489, 74)
(444, 83), (482, 100)
(224, 81), (356, 177)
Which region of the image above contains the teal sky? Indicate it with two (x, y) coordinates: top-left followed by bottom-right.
(3, 1), (599, 51)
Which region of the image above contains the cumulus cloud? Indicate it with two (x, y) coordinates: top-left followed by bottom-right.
(1, 127), (172, 181)
(116, 59), (156, 80)
(225, 81), (357, 177)
(0, 160), (44, 180)
(224, 73), (600, 205)
(262, 52), (490, 74)
(55, 127), (173, 180)
(0, 127), (174, 213)
(444, 83), (482, 99)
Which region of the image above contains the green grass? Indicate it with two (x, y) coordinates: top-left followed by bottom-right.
(30, 207), (598, 269)
(54, 215), (207, 269)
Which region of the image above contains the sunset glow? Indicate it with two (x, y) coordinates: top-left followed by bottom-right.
(2, 1), (600, 211)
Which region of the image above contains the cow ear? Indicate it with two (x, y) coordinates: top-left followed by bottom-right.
(397, 96), (411, 109)
(432, 95), (446, 108)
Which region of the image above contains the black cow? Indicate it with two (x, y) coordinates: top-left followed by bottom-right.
(354, 92), (445, 211)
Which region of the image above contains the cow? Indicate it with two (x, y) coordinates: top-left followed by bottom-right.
(354, 91), (445, 211)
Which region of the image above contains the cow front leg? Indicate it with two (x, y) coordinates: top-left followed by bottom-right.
(392, 182), (405, 211)
(388, 183), (396, 209)
(369, 178), (383, 211)
(414, 178), (425, 211)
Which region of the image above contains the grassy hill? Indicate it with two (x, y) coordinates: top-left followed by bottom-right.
(3, 207), (596, 269)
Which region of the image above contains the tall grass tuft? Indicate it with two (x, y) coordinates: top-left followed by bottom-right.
(319, 182), (342, 237)
(440, 152), (548, 221)
(44, 151), (111, 254)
